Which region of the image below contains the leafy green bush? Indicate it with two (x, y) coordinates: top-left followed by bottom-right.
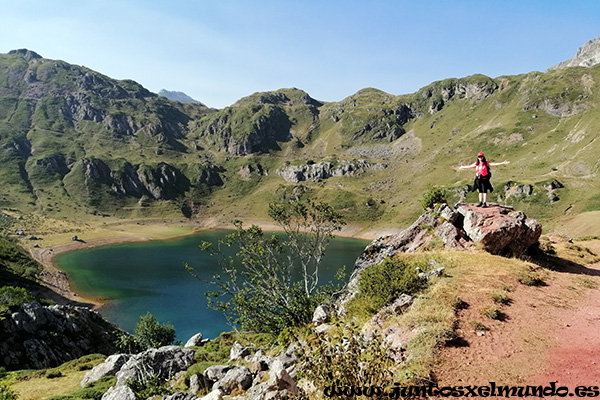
(354, 259), (426, 314)
(0, 286), (35, 308)
(117, 313), (176, 352)
(421, 187), (447, 211)
(134, 313), (176, 350)
(125, 373), (173, 399)
(0, 371), (18, 400)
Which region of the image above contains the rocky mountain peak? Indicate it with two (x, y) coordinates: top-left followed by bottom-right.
(8, 48), (42, 60)
(547, 36), (600, 71)
(158, 89), (205, 105)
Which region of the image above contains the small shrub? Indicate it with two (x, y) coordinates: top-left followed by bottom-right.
(126, 372), (173, 399)
(481, 305), (501, 320)
(296, 323), (396, 397)
(355, 259), (426, 313)
(0, 286), (35, 309)
(470, 321), (490, 331)
(46, 369), (63, 379)
(116, 313), (176, 352)
(134, 313), (176, 349)
(491, 290), (512, 305)
(575, 276), (598, 289)
(422, 187), (447, 211)
(518, 269), (546, 286)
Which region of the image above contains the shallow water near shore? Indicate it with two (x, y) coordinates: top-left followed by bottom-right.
(55, 230), (368, 341)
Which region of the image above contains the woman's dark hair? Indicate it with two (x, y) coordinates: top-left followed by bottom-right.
(476, 155), (487, 165)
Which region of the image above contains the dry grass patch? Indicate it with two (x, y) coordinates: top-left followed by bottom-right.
(10, 355), (107, 400)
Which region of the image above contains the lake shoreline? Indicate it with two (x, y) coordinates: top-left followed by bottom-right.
(29, 218), (402, 310)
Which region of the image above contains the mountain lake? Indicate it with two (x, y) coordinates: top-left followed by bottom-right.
(54, 230), (369, 341)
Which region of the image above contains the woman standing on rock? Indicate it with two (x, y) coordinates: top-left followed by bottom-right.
(458, 152), (509, 208)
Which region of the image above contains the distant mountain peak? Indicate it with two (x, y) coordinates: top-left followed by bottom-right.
(547, 36), (600, 71)
(158, 89), (205, 105)
(8, 48), (42, 60)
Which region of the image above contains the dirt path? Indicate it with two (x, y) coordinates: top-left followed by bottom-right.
(434, 239), (600, 398)
(530, 285), (600, 395)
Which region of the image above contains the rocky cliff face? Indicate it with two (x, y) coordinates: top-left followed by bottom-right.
(61, 159), (224, 206)
(191, 89), (320, 156)
(0, 302), (124, 370)
(547, 36), (600, 71)
(276, 159), (387, 183)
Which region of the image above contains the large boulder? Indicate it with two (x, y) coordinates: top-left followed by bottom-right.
(213, 366), (253, 394)
(81, 354), (131, 387)
(115, 346), (196, 385)
(184, 332), (204, 348)
(229, 341), (252, 361)
(97, 346), (196, 398)
(245, 366), (299, 400)
(204, 365), (234, 382)
(101, 385), (137, 400)
(456, 204), (542, 256)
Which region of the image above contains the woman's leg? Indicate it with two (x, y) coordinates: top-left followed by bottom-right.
(482, 192), (488, 205)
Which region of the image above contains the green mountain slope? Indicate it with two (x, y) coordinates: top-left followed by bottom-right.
(1, 49), (599, 229)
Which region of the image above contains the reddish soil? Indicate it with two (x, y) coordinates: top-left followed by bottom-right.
(434, 238), (600, 399)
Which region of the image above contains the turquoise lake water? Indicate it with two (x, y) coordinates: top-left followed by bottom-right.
(55, 230), (368, 341)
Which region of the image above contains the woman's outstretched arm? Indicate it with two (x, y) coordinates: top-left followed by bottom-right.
(458, 162), (477, 170)
(489, 160), (510, 167)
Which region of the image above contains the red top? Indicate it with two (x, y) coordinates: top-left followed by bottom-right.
(476, 161), (490, 177)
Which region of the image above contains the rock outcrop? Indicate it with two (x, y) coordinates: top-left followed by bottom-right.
(341, 203), (542, 310)
(63, 159), (223, 205)
(90, 346), (196, 399)
(0, 302), (124, 370)
(547, 36), (600, 71)
(85, 343), (300, 400)
(193, 104), (293, 156)
(276, 160), (387, 183)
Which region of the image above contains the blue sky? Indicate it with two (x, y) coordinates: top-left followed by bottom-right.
(1, 1), (599, 108)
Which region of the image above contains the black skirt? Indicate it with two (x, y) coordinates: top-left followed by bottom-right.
(474, 177), (493, 193)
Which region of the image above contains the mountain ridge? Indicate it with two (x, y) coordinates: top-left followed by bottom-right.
(1, 45), (599, 231)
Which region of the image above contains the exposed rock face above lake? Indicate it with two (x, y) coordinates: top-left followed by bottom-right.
(0, 302), (124, 370)
(276, 160), (387, 183)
